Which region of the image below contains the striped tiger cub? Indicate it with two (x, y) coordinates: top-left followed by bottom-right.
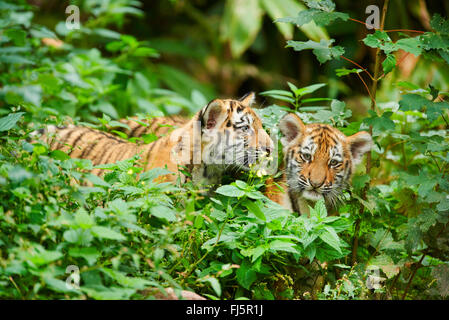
(115, 114), (187, 141)
(265, 113), (373, 215)
(41, 93), (274, 185)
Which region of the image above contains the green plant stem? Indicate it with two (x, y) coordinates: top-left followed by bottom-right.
(351, 0), (390, 266)
(401, 222), (448, 300)
(179, 198), (241, 285)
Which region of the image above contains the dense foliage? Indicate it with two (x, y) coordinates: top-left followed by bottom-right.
(0, 0), (448, 300)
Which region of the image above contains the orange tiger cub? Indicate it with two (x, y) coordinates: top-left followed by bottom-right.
(115, 114), (187, 141)
(265, 113), (373, 216)
(41, 93), (274, 185)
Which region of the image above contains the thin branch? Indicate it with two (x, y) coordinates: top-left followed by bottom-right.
(356, 72), (376, 106)
(402, 221), (449, 300)
(428, 151), (442, 172)
(384, 29), (425, 34)
(349, 17), (369, 27)
(341, 55), (375, 80)
(351, 0), (390, 266)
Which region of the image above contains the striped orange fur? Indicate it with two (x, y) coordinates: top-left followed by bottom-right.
(265, 113), (373, 215)
(41, 93), (274, 185)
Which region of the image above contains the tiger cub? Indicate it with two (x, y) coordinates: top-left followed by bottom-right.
(265, 113), (372, 215)
(115, 114), (187, 141)
(41, 93), (274, 185)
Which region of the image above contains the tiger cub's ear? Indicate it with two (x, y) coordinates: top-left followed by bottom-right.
(201, 99), (227, 129)
(238, 92), (256, 107)
(279, 113), (305, 146)
(346, 131), (373, 166)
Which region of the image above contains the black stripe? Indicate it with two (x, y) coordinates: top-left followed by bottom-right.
(95, 141), (115, 164)
(96, 130), (125, 143)
(69, 130), (91, 156)
(79, 139), (100, 160)
(103, 143), (122, 164)
(142, 139), (160, 166)
(129, 123), (142, 137)
(55, 128), (77, 150)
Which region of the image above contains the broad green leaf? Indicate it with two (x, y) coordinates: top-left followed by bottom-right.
(295, 83), (327, 96)
(91, 226), (126, 241)
(244, 200), (266, 221)
(269, 240), (299, 254)
(304, 244), (316, 262)
(85, 173), (111, 188)
(200, 277), (222, 297)
(368, 254), (400, 279)
(259, 89), (294, 98)
(220, 0), (263, 58)
(0, 112), (25, 131)
(286, 39), (344, 64)
(215, 185), (245, 198)
(396, 37), (422, 56)
(430, 14), (449, 35)
(304, 0), (336, 11)
(236, 260), (257, 290)
(276, 8), (348, 28)
(319, 227), (341, 254)
(363, 110), (395, 136)
(150, 205), (176, 222)
(382, 53), (396, 74)
(75, 208), (95, 229)
(69, 247), (100, 266)
(363, 31), (396, 53)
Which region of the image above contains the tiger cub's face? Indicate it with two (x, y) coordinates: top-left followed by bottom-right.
(279, 113), (372, 207)
(199, 92), (274, 173)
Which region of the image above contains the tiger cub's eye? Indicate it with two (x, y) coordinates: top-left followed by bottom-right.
(330, 159), (339, 166)
(302, 153), (311, 161)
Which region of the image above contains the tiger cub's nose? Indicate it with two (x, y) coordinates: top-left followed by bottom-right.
(309, 178), (325, 189)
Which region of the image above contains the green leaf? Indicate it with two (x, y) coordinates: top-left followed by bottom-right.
(150, 205), (177, 222)
(368, 229), (404, 252)
(68, 247), (100, 266)
(295, 83), (327, 96)
(269, 240), (299, 254)
(304, 244), (316, 262)
(335, 68), (362, 77)
(236, 260), (257, 290)
(200, 277), (222, 297)
(75, 208), (95, 229)
(215, 185), (245, 198)
(437, 198), (449, 212)
(304, 0), (336, 11)
(309, 199), (328, 219)
(259, 89), (294, 98)
(49, 149), (70, 161)
(85, 173), (111, 188)
(352, 174), (371, 192)
(244, 200), (266, 221)
(0, 112), (25, 131)
(363, 31), (396, 54)
(368, 254), (400, 279)
(286, 39), (344, 64)
(91, 226), (126, 241)
(319, 227), (342, 254)
(5, 29), (26, 46)
(396, 37), (422, 56)
(430, 14), (449, 35)
(363, 110), (395, 136)
(277, 8), (348, 28)
(382, 53), (396, 74)
(220, 0), (263, 58)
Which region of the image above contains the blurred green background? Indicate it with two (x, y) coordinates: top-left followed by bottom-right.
(25, 0), (449, 119)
